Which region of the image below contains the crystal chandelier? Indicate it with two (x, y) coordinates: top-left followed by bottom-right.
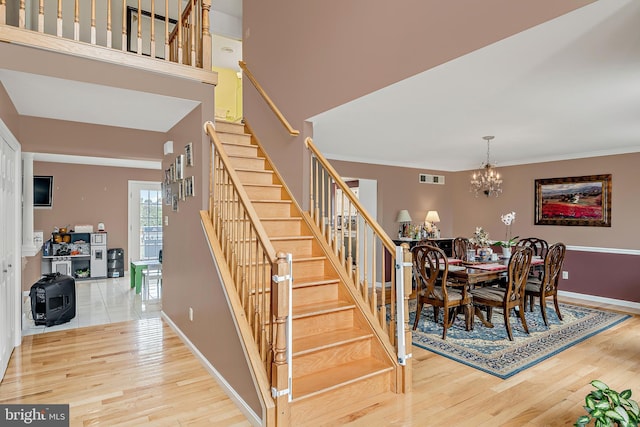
(470, 136), (503, 197)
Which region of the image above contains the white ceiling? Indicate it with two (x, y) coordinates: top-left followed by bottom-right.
(310, 0), (640, 172)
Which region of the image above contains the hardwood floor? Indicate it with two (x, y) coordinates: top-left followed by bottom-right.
(1, 318), (251, 426)
(1, 297), (638, 426)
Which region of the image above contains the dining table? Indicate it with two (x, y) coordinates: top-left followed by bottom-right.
(444, 256), (544, 328)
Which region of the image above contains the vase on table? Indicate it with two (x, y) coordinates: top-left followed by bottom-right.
(502, 247), (512, 258)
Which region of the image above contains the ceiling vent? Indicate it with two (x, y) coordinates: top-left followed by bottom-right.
(419, 173), (445, 185)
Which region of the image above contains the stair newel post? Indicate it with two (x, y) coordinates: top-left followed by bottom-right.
(401, 243), (413, 392)
(271, 252), (291, 425)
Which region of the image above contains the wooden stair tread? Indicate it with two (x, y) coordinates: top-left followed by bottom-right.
(293, 327), (373, 355)
(292, 300), (354, 318)
(235, 168), (273, 174)
(293, 276), (339, 288)
(292, 358), (393, 400)
(228, 154), (265, 161)
(271, 235), (312, 241)
(253, 200), (292, 205)
(244, 183), (283, 189)
(221, 141), (254, 148)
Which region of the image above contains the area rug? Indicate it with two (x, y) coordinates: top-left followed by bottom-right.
(410, 301), (630, 379)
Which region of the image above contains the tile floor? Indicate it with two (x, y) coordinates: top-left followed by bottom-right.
(22, 274), (162, 336)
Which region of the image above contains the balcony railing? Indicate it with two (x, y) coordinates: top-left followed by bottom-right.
(0, 0), (211, 73)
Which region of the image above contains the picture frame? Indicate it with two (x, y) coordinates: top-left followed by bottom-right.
(171, 193), (179, 212)
(126, 7), (177, 59)
(186, 176), (195, 197)
(175, 154), (184, 180)
(534, 174), (611, 227)
(185, 142), (193, 167)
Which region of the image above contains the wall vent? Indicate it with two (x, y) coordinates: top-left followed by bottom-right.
(419, 173), (445, 185)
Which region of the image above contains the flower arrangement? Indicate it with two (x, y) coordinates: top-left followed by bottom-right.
(497, 211), (519, 248)
(469, 227), (491, 248)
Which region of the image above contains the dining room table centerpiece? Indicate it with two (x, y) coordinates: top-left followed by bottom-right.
(469, 227), (492, 261)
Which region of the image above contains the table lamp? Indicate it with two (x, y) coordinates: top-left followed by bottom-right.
(425, 210), (440, 238)
(395, 209), (412, 238)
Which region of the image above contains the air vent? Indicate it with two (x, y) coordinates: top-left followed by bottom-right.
(419, 173), (445, 185)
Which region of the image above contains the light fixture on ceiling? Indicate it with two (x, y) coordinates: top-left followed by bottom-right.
(470, 135), (503, 197)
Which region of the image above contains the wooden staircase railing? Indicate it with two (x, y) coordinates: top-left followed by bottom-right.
(203, 121), (291, 426)
(305, 137), (413, 391)
(0, 0), (211, 71)
(239, 61), (300, 136)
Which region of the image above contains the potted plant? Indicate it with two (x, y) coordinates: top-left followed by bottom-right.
(575, 380), (639, 427)
(497, 211), (518, 257)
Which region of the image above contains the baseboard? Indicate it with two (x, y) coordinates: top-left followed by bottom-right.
(558, 291), (640, 313)
(161, 312), (262, 426)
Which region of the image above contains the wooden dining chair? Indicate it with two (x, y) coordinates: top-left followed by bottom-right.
(515, 237), (549, 258)
(452, 237), (471, 261)
(411, 244), (472, 339)
(470, 246), (533, 341)
(525, 242), (566, 326)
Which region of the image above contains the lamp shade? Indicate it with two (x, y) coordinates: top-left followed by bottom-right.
(395, 209), (412, 223)
(425, 210), (440, 223)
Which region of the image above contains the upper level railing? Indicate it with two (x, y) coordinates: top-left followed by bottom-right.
(203, 121), (291, 425)
(239, 61), (300, 136)
(304, 137), (413, 389)
(0, 0), (211, 72)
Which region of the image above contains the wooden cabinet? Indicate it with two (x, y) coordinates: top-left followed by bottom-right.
(392, 238), (454, 257)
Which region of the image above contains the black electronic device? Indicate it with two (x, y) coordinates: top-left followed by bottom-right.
(30, 273), (76, 326)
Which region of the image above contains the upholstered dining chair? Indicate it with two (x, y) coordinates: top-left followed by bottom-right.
(452, 237), (471, 261)
(411, 244), (472, 339)
(524, 242), (566, 326)
(470, 246), (533, 341)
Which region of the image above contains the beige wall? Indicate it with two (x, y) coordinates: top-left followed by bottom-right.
(329, 153), (639, 250)
(451, 153), (640, 250)
(243, 0), (593, 202)
(0, 83), (19, 137)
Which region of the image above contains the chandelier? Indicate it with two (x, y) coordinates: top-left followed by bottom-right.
(470, 136), (503, 197)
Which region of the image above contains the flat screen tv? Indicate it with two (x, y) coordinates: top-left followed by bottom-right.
(33, 175), (53, 208)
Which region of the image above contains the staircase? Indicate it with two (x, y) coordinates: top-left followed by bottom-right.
(213, 120), (397, 424)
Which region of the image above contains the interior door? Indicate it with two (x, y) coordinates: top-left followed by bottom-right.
(0, 134), (17, 381)
(128, 181), (162, 265)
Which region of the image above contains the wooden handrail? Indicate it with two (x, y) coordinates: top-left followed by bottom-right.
(304, 137), (396, 254)
(239, 60), (300, 136)
(204, 121), (277, 262)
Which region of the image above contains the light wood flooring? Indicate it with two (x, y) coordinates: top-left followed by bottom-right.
(1, 296), (639, 426)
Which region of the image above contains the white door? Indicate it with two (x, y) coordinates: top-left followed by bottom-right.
(128, 181), (163, 265)
(1, 134), (17, 381)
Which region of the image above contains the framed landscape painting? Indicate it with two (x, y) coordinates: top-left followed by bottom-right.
(534, 174), (611, 227)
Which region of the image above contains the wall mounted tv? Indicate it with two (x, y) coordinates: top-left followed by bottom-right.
(33, 175), (53, 208)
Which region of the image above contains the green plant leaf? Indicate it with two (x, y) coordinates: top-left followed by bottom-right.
(590, 409), (604, 418)
(620, 389), (633, 400)
(592, 380), (609, 391)
(586, 395), (597, 409)
(614, 406), (630, 424)
(606, 409), (624, 422)
(593, 390), (605, 400)
(629, 399), (639, 416)
(607, 390), (621, 406)
(575, 415), (590, 426)
(595, 401), (611, 410)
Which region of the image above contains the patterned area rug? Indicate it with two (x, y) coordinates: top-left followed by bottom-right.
(410, 301), (630, 379)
